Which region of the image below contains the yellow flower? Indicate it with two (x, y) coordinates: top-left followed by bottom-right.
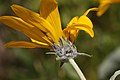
(63, 8), (98, 43)
(0, 0), (97, 61)
(96, 0), (120, 16)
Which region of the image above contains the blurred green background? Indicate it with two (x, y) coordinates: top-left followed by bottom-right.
(0, 0), (120, 80)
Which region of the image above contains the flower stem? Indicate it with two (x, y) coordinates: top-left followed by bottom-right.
(69, 58), (86, 80)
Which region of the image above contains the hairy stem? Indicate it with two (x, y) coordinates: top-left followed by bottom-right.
(69, 58), (86, 80)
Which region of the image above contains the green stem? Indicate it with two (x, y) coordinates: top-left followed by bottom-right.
(69, 58), (86, 80)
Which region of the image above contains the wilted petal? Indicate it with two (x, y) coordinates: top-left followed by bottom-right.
(5, 41), (50, 48)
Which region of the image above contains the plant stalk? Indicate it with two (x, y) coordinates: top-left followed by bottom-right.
(69, 58), (86, 80)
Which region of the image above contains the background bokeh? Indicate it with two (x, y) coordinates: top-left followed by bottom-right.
(0, 0), (120, 80)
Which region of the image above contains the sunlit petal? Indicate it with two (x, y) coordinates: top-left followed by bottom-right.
(31, 38), (50, 46)
(69, 24), (94, 38)
(83, 8), (98, 16)
(67, 16), (79, 26)
(11, 4), (58, 43)
(78, 16), (93, 29)
(64, 15), (94, 42)
(0, 16), (52, 45)
(63, 16), (79, 42)
(40, 0), (63, 40)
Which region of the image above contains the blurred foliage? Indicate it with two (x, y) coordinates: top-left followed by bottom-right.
(0, 0), (120, 80)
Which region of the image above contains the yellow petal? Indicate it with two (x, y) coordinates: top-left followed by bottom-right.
(11, 4), (58, 43)
(97, 1), (111, 16)
(5, 41), (50, 48)
(96, 0), (120, 16)
(63, 28), (79, 43)
(69, 29), (79, 43)
(63, 16), (79, 42)
(78, 16), (93, 29)
(0, 16), (52, 45)
(64, 15), (94, 42)
(71, 25), (94, 37)
(78, 16), (94, 37)
(40, 0), (63, 39)
(31, 38), (50, 46)
(68, 16), (94, 37)
(67, 23), (94, 38)
(83, 8), (98, 16)
(67, 16), (79, 26)
(111, 0), (120, 3)
(96, 0), (120, 4)
(40, 0), (57, 18)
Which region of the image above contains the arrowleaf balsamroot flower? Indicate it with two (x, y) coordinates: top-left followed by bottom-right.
(0, 0), (97, 61)
(96, 0), (120, 16)
(0, 1), (98, 79)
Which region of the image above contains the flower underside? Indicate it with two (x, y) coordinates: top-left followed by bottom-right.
(52, 38), (78, 62)
(45, 38), (91, 62)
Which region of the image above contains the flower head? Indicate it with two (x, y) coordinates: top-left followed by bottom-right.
(0, 0), (97, 61)
(96, 0), (120, 16)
